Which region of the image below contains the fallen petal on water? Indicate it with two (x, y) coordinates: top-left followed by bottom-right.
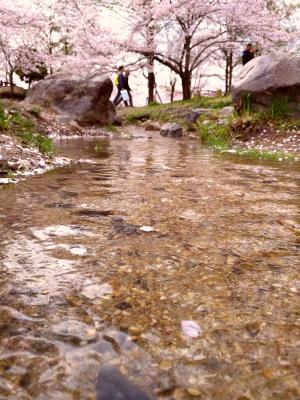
(139, 226), (154, 232)
(69, 245), (87, 256)
(181, 320), (202, 338)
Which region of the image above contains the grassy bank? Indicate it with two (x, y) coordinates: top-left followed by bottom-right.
(122, 95), (299, 161)
(0, 101), (53, 154)
(122, 95), (232, 127)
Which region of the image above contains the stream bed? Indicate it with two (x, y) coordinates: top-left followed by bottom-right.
(0, 133), (299, 399)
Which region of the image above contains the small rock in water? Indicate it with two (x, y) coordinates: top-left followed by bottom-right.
(51, 319), (97, 343)
(39, 159), (46, 168)
(95, 365), (150, 400)
(112, 219), (141, 235)
(160, 123), (183, 138)
(81, 280), (113, 300)
(32, 225), (95, 241)
(180, 210), (202, 221)
(0, 306), (38, 327)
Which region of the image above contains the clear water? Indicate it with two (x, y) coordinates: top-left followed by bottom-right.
(0, 134), (299, 399)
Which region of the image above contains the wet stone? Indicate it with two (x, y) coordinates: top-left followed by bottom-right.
(46, 203), (73, 209)
(81, 280), (113, 300)
(32, 224), (95, 241)
(103, 330), (137, 352)
(59, 191), (78, 198)
(77, 209), (114, 217)
(3, 336), (61, 358)
(160, 123), (183, 138)
(92, 339), (117, 355)
(0, 306), (40, 328)
(111, 218), (142, 235)
(115, 301), (132, 310)
(0, 307), (14, 328)
(95, 365), (150, 400)
(51, 320), (98, 344)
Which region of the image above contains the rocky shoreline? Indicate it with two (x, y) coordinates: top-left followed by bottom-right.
(0, 99), (116, 186)
(0, 133), (70, 185)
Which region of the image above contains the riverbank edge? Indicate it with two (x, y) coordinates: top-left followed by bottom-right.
(120, 97), (300, 162)
(0, 100), (115, 185)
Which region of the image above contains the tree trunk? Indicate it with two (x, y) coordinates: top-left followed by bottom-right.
(148, 72), (155, 103)
(225, 50), (229, 94)
(228, 50), (233, 90)
(170, 83), (175, 102)
(146, 13), (155, 105)
(148, 57), (155, 104)
(225, 50), (233, 94)
(181, 74), (191, 100)
(170, 75), (176, 102)
(9, 70), (14, 98)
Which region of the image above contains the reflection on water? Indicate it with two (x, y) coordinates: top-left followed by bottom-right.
(0, 135), (299, 399)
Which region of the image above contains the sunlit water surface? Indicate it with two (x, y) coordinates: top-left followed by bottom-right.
(0, 134), (299, 399)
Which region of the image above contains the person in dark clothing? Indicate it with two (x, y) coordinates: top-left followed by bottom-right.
(242, 43), (256, 66)
(113, 65), (125, 106)
(123, 70), (133, 107)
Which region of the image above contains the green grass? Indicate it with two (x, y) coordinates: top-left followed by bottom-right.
(0, 101), (10, 130)
(105, 123), (118, 133)
(242, 92), (253, 114)
(274, 119), (300, 132)
(28, 106), (42, 117)
(0, 101), (53, 154)
(21, 132), (53, 154)
(196, 118), (231, 150)
(268, 97), (291, 120)
(239, 94), (293, 121)
(233, 148), (295, 161)
(122, 95), (232, 126)
(10, 111), (35, 131)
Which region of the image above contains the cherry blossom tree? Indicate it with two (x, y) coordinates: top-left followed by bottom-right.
(0, 0), (297, 101)
(127, 0), (294, 99)
(123, 0), (158, 103)
(0, 0), (116, 95)
(218, 0), (293, 93)
(0, 1), (44, 94)
(127, 0), (227, 99)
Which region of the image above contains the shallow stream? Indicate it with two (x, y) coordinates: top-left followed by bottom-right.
(0, 132), (299, 399)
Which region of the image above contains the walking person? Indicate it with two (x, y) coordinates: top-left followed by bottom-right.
(242, 43), (256, 66)
(113, 66), (125, 106)
(123, 70), (133, 107)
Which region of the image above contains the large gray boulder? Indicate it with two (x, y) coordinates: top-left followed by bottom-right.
(232, 53), (300, 116)
(26, 74), (117, 125)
